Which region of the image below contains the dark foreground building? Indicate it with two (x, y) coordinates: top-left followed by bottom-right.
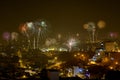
(105, 70), (120, 80)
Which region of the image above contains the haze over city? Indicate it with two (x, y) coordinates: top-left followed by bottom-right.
(0, 0), (120, 79)
(0, 0), (120, 41)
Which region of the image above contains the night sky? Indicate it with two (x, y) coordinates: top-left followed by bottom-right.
(0, 0), (120, 40)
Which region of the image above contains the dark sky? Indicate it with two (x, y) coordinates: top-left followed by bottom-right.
(0, 0), (120, 39)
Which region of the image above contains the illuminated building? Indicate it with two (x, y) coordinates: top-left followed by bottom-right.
(104, 41), (119, 52)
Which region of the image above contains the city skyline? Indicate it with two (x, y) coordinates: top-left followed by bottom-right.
(0, 0), (120, 41)
(0, 1), (120, 79)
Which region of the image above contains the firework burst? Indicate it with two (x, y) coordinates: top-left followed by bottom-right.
(19, 19), (50, 49)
